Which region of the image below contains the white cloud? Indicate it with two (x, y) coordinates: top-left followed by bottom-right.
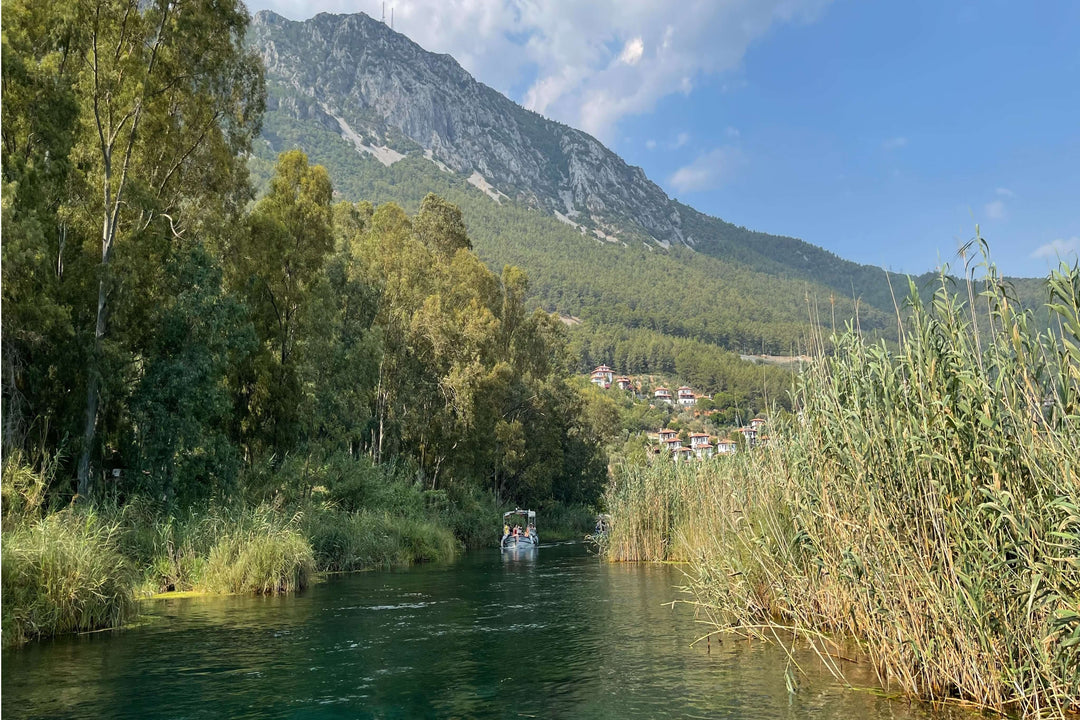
(669, 146), (743, 193)
(247, 0), (833, 142)
(672, 131), (690, 149)
(725, 126), (741, 138)
(645, 139), (657, 150)
(619, 37), (644, 65)
(996, 187), (1015, 197)
(1031, 237), (1080, 260)
(984, 200), (1006, 221)
(882, 136), (908, 150)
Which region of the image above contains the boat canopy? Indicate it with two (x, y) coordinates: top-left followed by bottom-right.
(503, 508), (536, 522)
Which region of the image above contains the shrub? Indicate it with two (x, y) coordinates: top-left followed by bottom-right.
(302, 505), (457, 571)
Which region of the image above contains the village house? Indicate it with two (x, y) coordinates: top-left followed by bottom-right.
(653, 386), (673, 404)
(716, 438), (737, 455)
(657, 429), (677, 443)
(615, 376), (632, 390)
(693, 443), (715, 460)
(674, 446), (695, 463)
(662, 436), (682, 451)
(677, 386), (697, 406)
(737, 426), (758, 448)
(750, 417), (767, 432)
(590, 365), (614, 389)
(688, 432), (710, 449)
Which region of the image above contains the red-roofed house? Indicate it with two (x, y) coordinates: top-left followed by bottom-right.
(662, 437), (682, 452)
(590, 365), (614, 389)
(654, 387), (673, 404)
(677, 386), (697, 406)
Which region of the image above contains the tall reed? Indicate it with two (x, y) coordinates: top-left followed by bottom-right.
(605, 257), (1080, 717)
(2, 510), (137, 646)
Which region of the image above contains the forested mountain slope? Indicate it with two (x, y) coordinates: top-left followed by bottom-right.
(248, 10), (1047, 363)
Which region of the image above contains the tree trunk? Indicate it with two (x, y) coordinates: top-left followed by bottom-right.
(77, 221), (113, 498)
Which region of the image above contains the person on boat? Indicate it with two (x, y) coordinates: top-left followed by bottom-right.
(503, 524), (510, 537)
(512, 526), (519, 538)
(523, 526), (530, 538)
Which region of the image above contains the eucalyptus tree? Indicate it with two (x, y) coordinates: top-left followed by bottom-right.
(53, 0), (266, 497)
(226, 150), (336, 460)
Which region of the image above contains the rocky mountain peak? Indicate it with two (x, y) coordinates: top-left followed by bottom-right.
(250, 10), (688, 247)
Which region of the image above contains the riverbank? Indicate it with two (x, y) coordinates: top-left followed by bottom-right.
(1, 455), (597, 647)
(603, 263), (1080, 717)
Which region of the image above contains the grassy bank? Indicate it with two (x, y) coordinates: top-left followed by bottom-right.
(2, 450), (598, 646)
(0, 455), (478, 647)
(604, 260), (1080, 717)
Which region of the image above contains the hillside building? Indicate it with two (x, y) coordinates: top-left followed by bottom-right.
(590, 365), (614, 389)
(716, 438), (737, 455)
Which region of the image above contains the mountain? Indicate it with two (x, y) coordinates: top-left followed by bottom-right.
(250, 10), (690, 247)
(246, 10), (1048, 365)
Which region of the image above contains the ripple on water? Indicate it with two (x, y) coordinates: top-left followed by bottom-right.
(2, 544), (977, 720)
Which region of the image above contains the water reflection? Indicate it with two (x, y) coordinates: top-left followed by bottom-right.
(500, 545), (538, 566)
(3, 543), (973, 720)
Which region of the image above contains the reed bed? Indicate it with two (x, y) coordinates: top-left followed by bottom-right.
(201, 519), (315, 595)
(605, 259), (1080, 717)
(1, 510), (137, 646)
(301, 506), (458, 571)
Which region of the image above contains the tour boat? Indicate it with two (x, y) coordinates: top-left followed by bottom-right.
(501, 509), (539, 549)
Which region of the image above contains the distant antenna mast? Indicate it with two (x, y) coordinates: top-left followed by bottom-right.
(391, 7), (394, 29)
(381, 2), (385, 23)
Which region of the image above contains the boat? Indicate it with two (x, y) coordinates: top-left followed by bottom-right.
(501, 509), (539, 550)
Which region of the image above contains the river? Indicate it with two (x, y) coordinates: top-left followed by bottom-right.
(2, 542), (968, 719)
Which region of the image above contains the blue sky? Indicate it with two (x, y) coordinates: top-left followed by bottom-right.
(251, 0), (1079, 278)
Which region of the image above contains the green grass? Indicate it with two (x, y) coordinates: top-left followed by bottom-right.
(1, 510), (137, 647)
(541, 503), (598, 542)
(604, 252), (1080, 717)
(302, 505), (458, 571)
(202, 516), (315, 595)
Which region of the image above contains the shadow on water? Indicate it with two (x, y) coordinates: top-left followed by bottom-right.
(3, 542), (973, 719)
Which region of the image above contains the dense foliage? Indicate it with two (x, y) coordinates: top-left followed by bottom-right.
(2, 1), (607, 513)
(253, 93), (1051, 373)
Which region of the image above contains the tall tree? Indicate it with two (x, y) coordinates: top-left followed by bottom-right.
(228, 150), (334, 458)
(61, 0), (264, 497)
(1, 0), (83, 457)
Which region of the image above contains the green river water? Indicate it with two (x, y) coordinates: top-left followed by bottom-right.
(2, 541), (968, 719)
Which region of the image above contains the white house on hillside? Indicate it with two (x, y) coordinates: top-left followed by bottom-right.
(674, 446), (695, 463)
(662, 437), (682, 452)
(654, 387), (673, 404)
(677, 386), (697, 406)
(590, 365), (614, 389)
